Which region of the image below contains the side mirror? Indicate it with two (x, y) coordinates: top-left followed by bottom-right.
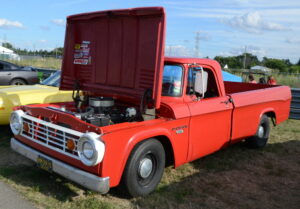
(194, 69), (208, 99)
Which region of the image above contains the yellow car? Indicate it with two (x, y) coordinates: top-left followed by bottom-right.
(0, 71), (73, 125)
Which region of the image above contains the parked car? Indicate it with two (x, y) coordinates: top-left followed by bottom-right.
(10, 7), (291, 197)
(0, 60), (56, 85)
(0, 60), (39, 85)
(0, 71), (73, 125)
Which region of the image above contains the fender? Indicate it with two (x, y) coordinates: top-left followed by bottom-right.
(121, 127), (174, 176)
(260, 108), (275, 119)
(101, 126), (176, 187)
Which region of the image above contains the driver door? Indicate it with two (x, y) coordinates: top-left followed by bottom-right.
(186, 66), (233, 161)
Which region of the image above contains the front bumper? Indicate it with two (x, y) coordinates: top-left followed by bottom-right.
(11, 138), (110, 194)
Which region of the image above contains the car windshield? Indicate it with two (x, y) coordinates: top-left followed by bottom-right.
(162, 65), (183, 96)
(41, 71), (61, 87)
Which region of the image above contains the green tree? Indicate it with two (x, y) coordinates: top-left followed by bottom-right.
(289, 65), (300, 73)
(2, 42), (14, 49)
(263, 58), (288, 72)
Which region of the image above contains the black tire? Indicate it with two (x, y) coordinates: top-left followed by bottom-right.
(10, 78), (26, 85)
(246, 115), (270, 148)
(122, 139), (165, 197)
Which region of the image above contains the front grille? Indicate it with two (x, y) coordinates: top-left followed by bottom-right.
(20, 114), (83, 160)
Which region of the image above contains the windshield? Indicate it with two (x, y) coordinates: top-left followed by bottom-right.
(162, 65), (183, 96)
(41, 71), (61, 87)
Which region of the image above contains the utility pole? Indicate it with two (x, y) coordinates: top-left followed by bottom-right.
(243, 46), (247, 69)
(195, 31), (200, 57)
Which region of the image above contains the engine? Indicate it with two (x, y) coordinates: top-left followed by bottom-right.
(75, 97), (138, 127)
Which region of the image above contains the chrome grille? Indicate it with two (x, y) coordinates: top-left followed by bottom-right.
(20, 114), (83, 160)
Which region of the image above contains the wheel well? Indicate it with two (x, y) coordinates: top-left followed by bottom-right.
(155, 135), (175, 167)
(10, 77), (27, 84)
(264, 111), (276, 126)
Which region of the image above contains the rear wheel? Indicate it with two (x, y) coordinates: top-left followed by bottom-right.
(122, 139), (165, 197)
(10, 79), (26, 85)
(246, 115), (270, 148)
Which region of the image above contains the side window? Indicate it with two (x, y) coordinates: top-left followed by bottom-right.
(186, 67), (220, 98)
(3, 64), (10, 70)
(162, 65), (183, 97)
(0, 63), (4, 70)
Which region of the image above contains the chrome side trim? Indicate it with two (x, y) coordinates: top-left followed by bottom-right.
(11, 138), (110, 194)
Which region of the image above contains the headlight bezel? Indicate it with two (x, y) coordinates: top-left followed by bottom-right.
(77, 132), (105, 166)
(10, 110), (25, 135)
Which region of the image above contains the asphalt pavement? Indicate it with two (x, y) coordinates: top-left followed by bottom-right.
(0, 181), (35, 209)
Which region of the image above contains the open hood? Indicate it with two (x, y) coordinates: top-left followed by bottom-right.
(60, 7), (166, 108)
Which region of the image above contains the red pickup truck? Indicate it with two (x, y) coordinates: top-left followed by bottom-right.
(10, 7), (291, 197)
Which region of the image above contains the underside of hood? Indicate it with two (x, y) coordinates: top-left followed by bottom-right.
(60, 7), (166, 108)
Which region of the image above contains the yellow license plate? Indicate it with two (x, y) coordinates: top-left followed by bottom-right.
(37, 156), (53, 172)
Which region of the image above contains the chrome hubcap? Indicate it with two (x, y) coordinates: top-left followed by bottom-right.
(258, 125), (264, 138)
(138, 158), (153, 179)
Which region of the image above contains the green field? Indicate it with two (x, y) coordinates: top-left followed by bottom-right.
(0, 119), (299, 209)
(4, 57), (62, 70)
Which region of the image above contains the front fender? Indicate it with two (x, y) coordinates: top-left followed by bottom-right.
(101, 117), (190, 187)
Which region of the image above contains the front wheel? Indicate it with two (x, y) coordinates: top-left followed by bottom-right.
(246, 115), (270, 148)
(122, 139), (165, 197)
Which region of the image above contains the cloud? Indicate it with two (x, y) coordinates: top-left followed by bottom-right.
(165, 45), (194, 57)
(285, 38), (300, 44)
(0, 18), (24, 29)
(51, 19), (66, 27)
(38, 40), (48, 44)
(222, 11), (288, 33)
(39, 25), (50, 31)
(219, 45), (266, 58)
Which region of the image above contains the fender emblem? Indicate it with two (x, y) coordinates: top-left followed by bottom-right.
(172, 125), (187, 134)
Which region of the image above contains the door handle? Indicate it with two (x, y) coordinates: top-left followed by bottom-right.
(221, 100), (229, 104)
(221, 98), (233, 105)
(7, 73), (11, 75)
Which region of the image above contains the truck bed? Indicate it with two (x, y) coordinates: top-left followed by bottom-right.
(224, 81), (291, 141)
(224, 81), (277, 94)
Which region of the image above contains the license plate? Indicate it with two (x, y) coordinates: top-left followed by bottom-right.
(37, 155), (53, 172)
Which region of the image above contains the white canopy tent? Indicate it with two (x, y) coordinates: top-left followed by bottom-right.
(250, 65), (271, 72)
(0, 45), (20, 60)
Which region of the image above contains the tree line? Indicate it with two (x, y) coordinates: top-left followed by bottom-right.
(2, 42), (63, 57)
(2, 42), (300, 73)
(214, 53), (300, 73)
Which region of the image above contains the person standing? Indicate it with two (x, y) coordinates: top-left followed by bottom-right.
(267, 76), (277, 85)
(248, 74), (257, 83)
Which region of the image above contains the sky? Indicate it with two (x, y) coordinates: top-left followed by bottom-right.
(0, 0), (299, 63)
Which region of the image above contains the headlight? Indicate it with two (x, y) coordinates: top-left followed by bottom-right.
(10, 110), (25, 135)
(77, 132), (105, 166)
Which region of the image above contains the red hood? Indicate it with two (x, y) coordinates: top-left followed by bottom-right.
(60, 7), (166, 108)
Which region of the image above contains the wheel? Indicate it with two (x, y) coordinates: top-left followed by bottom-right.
(10, 79), (26, 85)
(122, 139), (165, 197)
(246, 115), (270, 148)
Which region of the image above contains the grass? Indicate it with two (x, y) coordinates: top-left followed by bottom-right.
(0, 119), (299, 209)
(274, 73), (300, 88)
(228, 70), (300, 88)
(3, 57), (62, 70)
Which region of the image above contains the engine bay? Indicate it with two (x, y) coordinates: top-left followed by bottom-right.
(47, 96), (144, 127)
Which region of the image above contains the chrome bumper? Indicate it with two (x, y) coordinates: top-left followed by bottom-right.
(11, 138), (110, 194)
